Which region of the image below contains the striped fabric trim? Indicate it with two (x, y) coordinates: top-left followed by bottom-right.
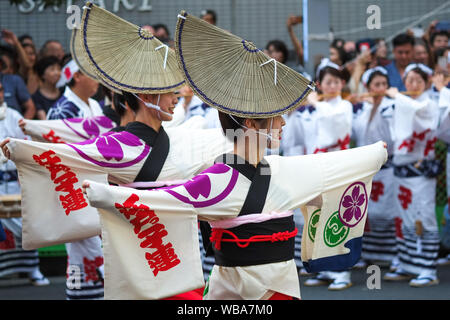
(0, 249), (39, 277)
(294, 232), (303, 268)
(66, 282), (104, 300)
(198, 229), (214, 281)
(397, 232), (439, 274)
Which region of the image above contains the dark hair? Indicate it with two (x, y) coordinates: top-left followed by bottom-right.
(67, 76), (77, 88)
(152, 24), (170, 38)
(61, 53), (73, 67)
(218, 111), (268, 143)
(434, 46), (450, 66)
(0, 58), (5, 72)
(392, 33), (415, 48)
(34, 56), (60, 80)
(404, 67), (429, 83)
(317, 66), (344, 83)
(331, 38), (345, 49)
(431, 30), (449, 46)
(329, 44), (347, 65)
(266, 40), (288, 63)
(22, 43), (36, 53)
(366, 71), (390, 87)
(0, 45), (18, 73)
(18, 34), (33, 43)
(113, 92), (140, 118)
(414, 37), (433, 68)
(200, 9), (217, 24)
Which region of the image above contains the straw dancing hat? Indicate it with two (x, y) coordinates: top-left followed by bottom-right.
(80, 2), (185, 94)
(175, 11), (315, 119)
(70, 27), (122, 94)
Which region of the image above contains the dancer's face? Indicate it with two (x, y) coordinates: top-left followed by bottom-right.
(368, 75), (388, 96)
(318, 73), (343, 97)
(404, 71), (426, 99)
(152, 92), (178, 121)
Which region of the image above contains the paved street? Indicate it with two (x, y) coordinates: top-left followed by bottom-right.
(0, 263), (449, 300)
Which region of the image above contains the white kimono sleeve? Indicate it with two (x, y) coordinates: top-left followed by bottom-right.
(5, 132), (148, 249)
(269, 141), (387, 272)
(22, 116), (116, 143)
(83, 160), (248, 299)
(85, 181), (206, 300)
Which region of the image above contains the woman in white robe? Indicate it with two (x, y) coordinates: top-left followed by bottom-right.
(287, 59), (354, 290)
(352, 67), (397, 266)
(0, 4), (231, 300)
(0, 93), (49, 286)
(383, 63), (447, 287)
(80, 12), (387, 300)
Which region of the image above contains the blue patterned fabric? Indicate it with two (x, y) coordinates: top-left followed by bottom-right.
(47, 95), (81, 120)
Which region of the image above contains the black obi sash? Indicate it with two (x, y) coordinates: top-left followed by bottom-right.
(204, 154), (296, 267)
(118, 121), (170, 182)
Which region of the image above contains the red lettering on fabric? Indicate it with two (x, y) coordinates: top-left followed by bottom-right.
(424, 137), (437, 156)
(398, 129), (432, 153)
(83, 256), (104, 283)
(398, 185), (412, 210)
(33, 150), (88, 215)
(115, 194), (180, 276)
(370, 181), (384, 202)
(42, 130), (65, 144)
(313, 134), (350, 154)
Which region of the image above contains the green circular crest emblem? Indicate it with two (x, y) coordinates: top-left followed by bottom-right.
(308, 209), (321, 242)
(324, 211), (350, 247)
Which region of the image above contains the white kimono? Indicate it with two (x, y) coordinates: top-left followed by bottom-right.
(0, 107), (41, 278)
(352, 97), (397, 262)
(391, 92), (445, 275)
(6, 124), (233, 249)
(281, 97), (353, 271)
(282, 96), (353, 155)
(83, 142), (387, 299)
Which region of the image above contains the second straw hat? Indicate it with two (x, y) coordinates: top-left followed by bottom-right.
(70, 27), (122, 94)
(175, 11), (315, 119)
(80, 2), (185, 94)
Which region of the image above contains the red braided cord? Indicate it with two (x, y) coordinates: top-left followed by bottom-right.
(210, 228), (298, 250)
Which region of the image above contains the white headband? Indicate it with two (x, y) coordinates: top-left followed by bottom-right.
(361, 66), (388, 85)
(404, 63), (433, 77)
(56, 60), (80, 88)
(316, 58), (340, 79)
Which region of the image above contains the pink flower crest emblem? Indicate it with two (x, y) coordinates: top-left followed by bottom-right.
(338, 182), (368, 227)
(75, 131), (143, 161)
(64, 116), (114, 139)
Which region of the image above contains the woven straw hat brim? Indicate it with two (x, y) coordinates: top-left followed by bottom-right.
(80, 2), (185, 94)
(175, 11), (315, 119)
(70, 27), (122, 94)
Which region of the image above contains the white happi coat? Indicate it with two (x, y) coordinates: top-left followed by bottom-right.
(84, 142), (387, 299)
(352, 97), (396, 220)
(282, 96), (353, 156)
(391, 92), (443, 231)
(5, 125), (233, 250)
